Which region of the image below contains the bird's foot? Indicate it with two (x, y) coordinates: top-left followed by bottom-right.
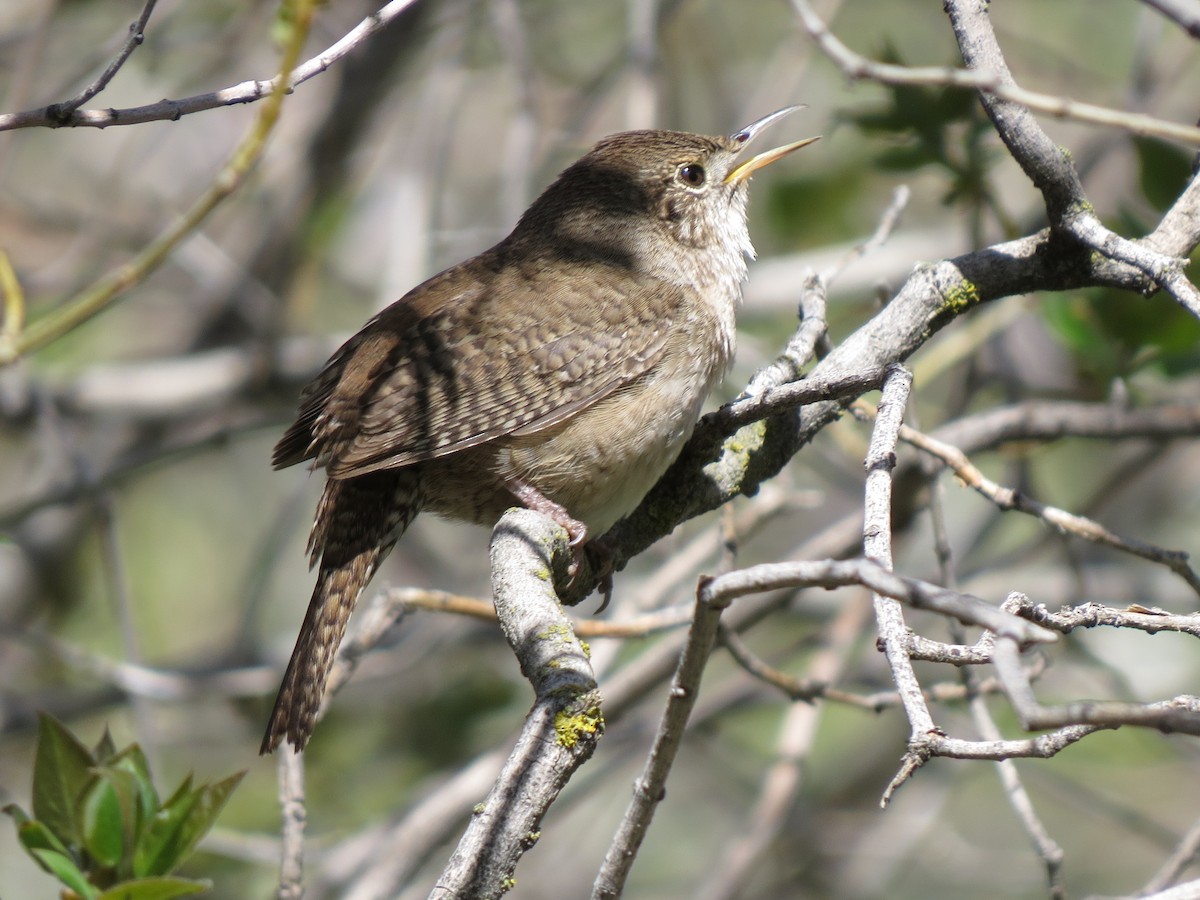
(504, 477), (606, 604)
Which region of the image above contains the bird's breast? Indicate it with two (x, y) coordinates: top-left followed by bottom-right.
(496, 297), (736, 536)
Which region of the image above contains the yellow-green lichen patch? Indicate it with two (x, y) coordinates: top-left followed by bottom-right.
(554, 706), (604, 748)
(710, 418), (768, 488)
(536, 623), (573, 642)
(1071, 197), (1095, 217)
(943, 279), (980, 314)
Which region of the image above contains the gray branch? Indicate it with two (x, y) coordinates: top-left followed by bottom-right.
(430, 509), (602, 899)
(0, 0), (421, 131)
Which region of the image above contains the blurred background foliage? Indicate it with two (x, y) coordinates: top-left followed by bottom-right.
(1, 0), (1199, 897)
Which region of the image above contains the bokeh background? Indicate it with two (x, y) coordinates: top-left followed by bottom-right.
(2, 0), (1200, 897)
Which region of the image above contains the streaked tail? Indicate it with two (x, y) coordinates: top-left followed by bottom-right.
(261, 469), (422, 753)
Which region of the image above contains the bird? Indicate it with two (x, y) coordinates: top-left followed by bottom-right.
(261, 107), (818, 753)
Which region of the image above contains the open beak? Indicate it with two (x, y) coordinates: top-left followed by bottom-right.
(724, 106), (820, 185)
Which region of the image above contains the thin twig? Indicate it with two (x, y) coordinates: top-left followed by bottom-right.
(1141, 813), (1200, 894)
(992, 606), (1200, 736)
(330, 751), (505, 898)
(911, 409), (1066, 894)
(887, 411), (1200, 597)
(591, 559), (731, 897)
(703, 557), (1055, 644)
(2, 0), (321, 362)
(960, 623), (1065, 896)
(0, 0), (422, 132)
(0, 629), (275, 700)
(1017, 601), (1200, 641)
(860, 366), (937, 804)
(789, 0), (1200, 147)
(820, 184), (911, 286)
(698, 596), (871, 900)
(940, 0), (1200, 318)
(0, 251), (24, 352)
(51, 0), (159, 117)
(932, 399), (1200, 455)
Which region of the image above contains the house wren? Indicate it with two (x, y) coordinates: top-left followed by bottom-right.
(261, 107), (817, 753)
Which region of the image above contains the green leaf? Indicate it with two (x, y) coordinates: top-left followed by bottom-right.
(107, 745), (159, 841)
(81, 767), (143, 871)
(81, 775), (124, 868)
(33, 712), (97, 846)
(29, 846), (99, 899)
(97, 876), (212, 900)
(158, 773), (194, 813)
(93, 728), (118, 764)
(16, 816), (75, 863)
(133, 772), (244, 878)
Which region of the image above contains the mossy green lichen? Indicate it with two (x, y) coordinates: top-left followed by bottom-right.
(714, 418), (768, 485)
(728, 419), (767, 455)
(554, 706), (604, 748)
(943, 279), (980, 314)
(1071, 197), (1095, 217)
(536, 623), (573, 642)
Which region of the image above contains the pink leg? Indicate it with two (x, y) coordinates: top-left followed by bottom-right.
(503, 477), (612, 608)
(504, 477), (590, 548)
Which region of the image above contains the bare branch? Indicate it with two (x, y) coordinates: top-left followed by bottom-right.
(918, 441), (1065, 894)
(1141, 813), (1200, 895)
(965, 653), (1066, 897)
(789, 0), (1200, 147)
(941, 0), (1200, 317)
(433, 509), (602, 897)
(51, 0), (160, 118)
(701, 558), (1055, 645)
(0, 629), (275, 700)
(993, 622), (1200, 736)
(593, 550), (731, 898)
(886, 409), (1200, 597)
(1018, 601), (1200, 641)
(932, 399), (1200, 454)
(861, 366), (939, 803)
(1, 0), (322, 362)
(275, 748), (306, 900)
(331, 751), (509, 899)
(0, 0), (422, 132)
(820, 185), (912, 286)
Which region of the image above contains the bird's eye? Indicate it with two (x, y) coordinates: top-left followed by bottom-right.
(678, 163), (706, 187)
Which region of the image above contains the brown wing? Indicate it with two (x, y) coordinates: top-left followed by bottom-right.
(273, 249), (684, 478)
